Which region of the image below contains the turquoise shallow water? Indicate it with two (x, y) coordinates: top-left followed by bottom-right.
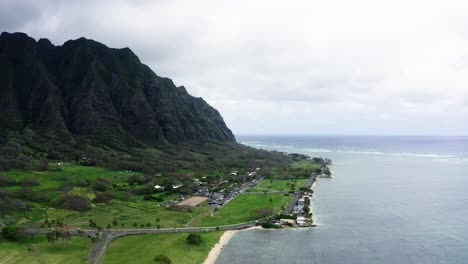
(216, 136), (468, 264)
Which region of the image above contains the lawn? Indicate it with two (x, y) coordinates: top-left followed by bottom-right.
(0, 235), (91, 264)
(255, 178), (306, 192)
(103, 232), (223, 264)
(196, 193), (291, 227)
(290, 160), (321, 170)
(49, 200), (210, 229)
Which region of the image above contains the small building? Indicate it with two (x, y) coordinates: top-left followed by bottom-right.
(296, 216), (306, 226)
(154, 185), (163, 190)
(172, 184), (183, 189)
(297, 198), (305, 206)
(230, 172), (238, 176)
(280, 219), (295, 225)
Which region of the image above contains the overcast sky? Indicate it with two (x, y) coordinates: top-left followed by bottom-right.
(2, 0), (467, 136)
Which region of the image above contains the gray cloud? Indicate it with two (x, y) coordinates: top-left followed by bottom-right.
(1, 0), (467, 135)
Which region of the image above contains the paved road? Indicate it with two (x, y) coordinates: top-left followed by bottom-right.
(283, 175), (317, 214)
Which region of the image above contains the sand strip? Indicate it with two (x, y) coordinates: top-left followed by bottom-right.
(203, 226), (261, 264)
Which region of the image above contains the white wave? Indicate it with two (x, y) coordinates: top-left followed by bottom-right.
(242, 141), (461, 159)
(334, 150), (457, 158)
(304, 148), (333, 153)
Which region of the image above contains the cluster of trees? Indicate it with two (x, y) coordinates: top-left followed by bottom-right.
(53, 194), (91, 211)
(0, 189), (27, 212)
(46, 229), (71, 247)
(0, 175), (40, 187)
(312, 157), (332, 165)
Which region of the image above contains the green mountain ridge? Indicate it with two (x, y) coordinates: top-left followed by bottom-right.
(0, 32), (234, 144)
(0, 32), (283, 173)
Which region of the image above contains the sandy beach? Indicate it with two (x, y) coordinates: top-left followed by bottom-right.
(203, 226), (262, 264)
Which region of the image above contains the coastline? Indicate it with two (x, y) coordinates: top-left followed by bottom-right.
(203, 226), (262, 264)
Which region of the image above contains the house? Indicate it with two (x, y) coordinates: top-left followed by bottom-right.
(154, 185), (163, 190)
(280, 219), (295, 225)
(293, 205), (303, 215)
(296, 216), (306, 226)
(297, 198), (305, 206)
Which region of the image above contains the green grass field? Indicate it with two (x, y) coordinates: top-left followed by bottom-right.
(256, 178), (306, 191)
(0, 235), (91, 264)
(290, 160), (321, 170)
(196, 193), (291, 227)
(46, 200), (210, 229)
(103, 232), (223, 264)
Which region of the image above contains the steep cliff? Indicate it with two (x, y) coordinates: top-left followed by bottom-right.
(0, 32), (235, 148)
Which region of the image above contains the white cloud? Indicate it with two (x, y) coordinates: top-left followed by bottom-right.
(1, 0), (467, 135)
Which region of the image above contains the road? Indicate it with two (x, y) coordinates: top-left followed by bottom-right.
(283, 174), (317, 214)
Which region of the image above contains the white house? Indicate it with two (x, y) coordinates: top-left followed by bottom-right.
(296, 216), (306, 226)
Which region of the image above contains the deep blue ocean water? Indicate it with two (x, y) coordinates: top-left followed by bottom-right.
(216, 135), (468, 264)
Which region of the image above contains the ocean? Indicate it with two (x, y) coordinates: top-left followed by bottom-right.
(215, 135), (468, 264)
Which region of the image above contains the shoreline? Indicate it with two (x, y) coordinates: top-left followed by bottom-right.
(203, 226), (262, 264)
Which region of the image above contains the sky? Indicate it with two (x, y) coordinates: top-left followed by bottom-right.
(1, 0), (467, 136)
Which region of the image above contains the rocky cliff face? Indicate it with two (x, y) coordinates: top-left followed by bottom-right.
(0, 32), (235, 146)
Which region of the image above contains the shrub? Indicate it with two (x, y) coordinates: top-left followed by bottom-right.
(92, 178), (110, 191)
(2, 225), (20, 241)
(154, 254), (172, 264)
(186, 233), (203, 245)
(76, 179), (91, 187)
(143, 195), (164, 202)
(261, 222), (279, 229)
(127, 175), (146, 185)
(93, 193), (112, 203)
(0, 175), (16, 186)
(20, 176), (40, 187)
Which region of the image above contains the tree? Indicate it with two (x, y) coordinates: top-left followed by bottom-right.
(269, 198), (273, 204)
(303, 204), (310, 215)
(154, 254), (172, 264)
(186, 233), (203, 245)
(54, 194), (91, 211)
(2, 225), (20, 241)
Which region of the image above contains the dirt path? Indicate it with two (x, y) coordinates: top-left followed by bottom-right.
(185, 207), (213, 227)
